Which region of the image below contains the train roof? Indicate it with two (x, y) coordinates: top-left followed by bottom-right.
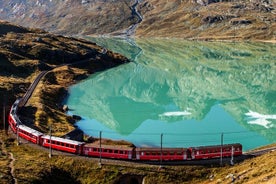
(191, 143), (242, 150)
(84, 143), (134, 151)
(136, 147), (186, 151)
(10, 99), (20, 112)
(18, 124), (43, 137)
(10, 114), (23, 125)
(41, 135), (84, 146)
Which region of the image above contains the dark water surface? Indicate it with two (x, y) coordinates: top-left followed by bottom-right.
(66, 38), (276, 151)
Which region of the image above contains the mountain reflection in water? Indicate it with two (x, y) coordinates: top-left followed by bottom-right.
(66, 38), (276, 151)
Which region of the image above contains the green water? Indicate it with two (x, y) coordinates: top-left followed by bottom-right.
(66, 38), (276, 151)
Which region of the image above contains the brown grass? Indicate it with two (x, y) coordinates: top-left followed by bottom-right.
(136, 0), (276, 41)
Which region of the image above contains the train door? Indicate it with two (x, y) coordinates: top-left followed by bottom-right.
(186, 148), (192, 160)
(135, 150), (141, 160)
(132, 148), (136, 160)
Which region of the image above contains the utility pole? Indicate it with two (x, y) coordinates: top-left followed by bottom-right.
(99, 131), (102, 167)
(49, 124), (52, 158)
(160, 133), (163, 169)
(3, 97), (6, 132)
(230, 146), (234, 165)
(220, 132), (223, 166)
(16, 124), (20, 146)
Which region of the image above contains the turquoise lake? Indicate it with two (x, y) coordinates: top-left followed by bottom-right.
(65, 38), (276, 151)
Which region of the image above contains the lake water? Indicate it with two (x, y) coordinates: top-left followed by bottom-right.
(65, 38), (276, 151)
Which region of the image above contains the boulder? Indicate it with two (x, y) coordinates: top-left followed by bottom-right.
(62, 105), (69, 112)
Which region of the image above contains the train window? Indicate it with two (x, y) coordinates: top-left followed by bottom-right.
(114, 150), (118, 154)
(119, 151), (124, 154)
(177, 152), (182, 155)
(93, 148), (97, 152)
(170, 152), (175, 155)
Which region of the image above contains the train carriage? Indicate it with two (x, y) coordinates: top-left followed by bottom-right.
(135, 147), (187, 161)
(17, 125), (43, 144)
(41, 135), (84, 154)
(83, 144), (135, 160)
(191, 143), (242, 160)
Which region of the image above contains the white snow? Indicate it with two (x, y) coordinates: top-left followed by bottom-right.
(245, 110), (276, 128)
(159, 111), (192, 117)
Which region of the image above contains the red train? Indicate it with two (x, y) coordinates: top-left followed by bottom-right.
(8, 99), (21, 132)
(8, 99), (243, 162)
(17, 124), (43, 144)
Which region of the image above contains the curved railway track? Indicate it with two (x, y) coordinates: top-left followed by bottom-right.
(18, 71), (48, 108)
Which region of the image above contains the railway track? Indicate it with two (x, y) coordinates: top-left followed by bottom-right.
(244, 146), (276, 157)
(17, 58), (93, 109)
(18, 71), (48, 108)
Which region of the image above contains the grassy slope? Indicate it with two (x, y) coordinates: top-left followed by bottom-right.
(136, 0), (276, 41)
(1, 132), (276, 184)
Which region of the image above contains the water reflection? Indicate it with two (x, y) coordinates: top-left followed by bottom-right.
(66, 38), (276, 150)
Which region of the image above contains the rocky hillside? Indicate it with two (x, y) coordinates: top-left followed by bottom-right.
(0, 0), (139, 36)
(136, 0), (276, 40)
(0, 0), (275, 40)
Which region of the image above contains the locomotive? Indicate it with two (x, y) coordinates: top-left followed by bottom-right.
(8, 99), (242, 162)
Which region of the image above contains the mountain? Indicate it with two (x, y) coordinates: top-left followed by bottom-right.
(0, 0), (139, 36)
(0, 0), (275, 40)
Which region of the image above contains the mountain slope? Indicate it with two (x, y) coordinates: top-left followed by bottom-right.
(0, 0), (139, 36)
(136, 0), (276, 40)
(0, 0), (275, 40)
